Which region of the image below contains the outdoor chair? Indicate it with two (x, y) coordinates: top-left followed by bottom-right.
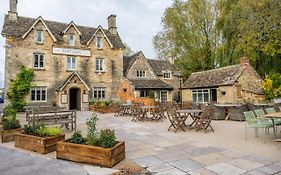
(195, 107), (214, 133)
(212, 105), (225, 120)
(167, 108), (186, 133)
(243, 111), (276, 140)
(254, 109), (266, 118)
(131, 104), (145, 122)
(228, 105), (248, 121)
(265, 108), (281, 127)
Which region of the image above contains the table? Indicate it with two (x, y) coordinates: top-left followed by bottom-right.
(139, 106), (159, 121)
(265, 112), (281, 141)
(214, 103), (242, 120)
(119, 104), (133, 116)
(176, 109), (202, 127)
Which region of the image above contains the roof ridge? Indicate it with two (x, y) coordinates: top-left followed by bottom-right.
(192, 64), (241, 75)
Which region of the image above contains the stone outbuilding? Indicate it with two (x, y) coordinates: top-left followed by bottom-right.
(181, 57), (264, 104)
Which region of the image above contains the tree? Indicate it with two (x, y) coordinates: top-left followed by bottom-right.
(262, 72), (281, 101)
(123, 43), (135, 57)
(153, 0), (220, 77)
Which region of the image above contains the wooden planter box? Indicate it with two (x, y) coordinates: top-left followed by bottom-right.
(0, 128), (21, 143)
(57, 139), (125, 168)
(15, 133), (65, 154)
(89, 105), (118, 114)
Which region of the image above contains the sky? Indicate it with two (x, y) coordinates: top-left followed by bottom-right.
(0, 0), (173, 88)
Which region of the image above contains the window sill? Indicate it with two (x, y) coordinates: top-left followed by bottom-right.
(95, 71), (106, 73)
(33, 68), (45, 71)
(97, 48), (104, 50)
(66, 69), (76, 72)
(36, 42), (44, 45)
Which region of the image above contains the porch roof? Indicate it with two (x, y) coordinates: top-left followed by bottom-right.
(56, 71), (91, 91)
(129, 79), (173, 90)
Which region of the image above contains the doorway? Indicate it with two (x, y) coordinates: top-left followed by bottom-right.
(69, 88), (81, 110)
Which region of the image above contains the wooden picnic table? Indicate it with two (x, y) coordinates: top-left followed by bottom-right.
(265, 112), (281, 142)
(176, 109), (202, 127)
(214, 103), (242, 120)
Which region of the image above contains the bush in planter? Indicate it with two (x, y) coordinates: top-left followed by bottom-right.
(22, 124), (63, 137)
(70, 131), (85, 144)
(2, 116), (21, 130)
(86, 113), (99, 145)
(98, 129), (117, 148)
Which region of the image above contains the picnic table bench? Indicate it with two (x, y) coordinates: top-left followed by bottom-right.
(25, 106), (76, 131)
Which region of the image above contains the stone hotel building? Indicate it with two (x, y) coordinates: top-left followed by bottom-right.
(1, 0), (182, 110)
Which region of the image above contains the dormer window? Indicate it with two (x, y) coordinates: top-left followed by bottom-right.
(36, 30), (44, 43)
(137, 70), (146, 78)
(69, 34), (75, 46)
(96, 37), (103, 49)
(163, 71), (172, 79)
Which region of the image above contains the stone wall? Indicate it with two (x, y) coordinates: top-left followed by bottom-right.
(4, 21), (123, 110)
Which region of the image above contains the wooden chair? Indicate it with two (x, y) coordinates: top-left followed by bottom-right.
(167, 108), (186, 133)
(195, 107), (214, 133)
(131, 104), (145, 122)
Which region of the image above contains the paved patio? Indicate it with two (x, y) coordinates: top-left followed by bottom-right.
(1, 111), (281, 175)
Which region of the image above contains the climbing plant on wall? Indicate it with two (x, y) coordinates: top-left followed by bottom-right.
(7, 65), (34, 111)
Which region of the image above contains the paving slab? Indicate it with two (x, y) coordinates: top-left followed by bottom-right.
(206, 163), (246, 175)
(191, 153), (231, 166)
(170, 158), (205, 172)
(227, 158), (265, 171)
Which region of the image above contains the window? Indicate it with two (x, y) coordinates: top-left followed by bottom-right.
(67, 57), (76, 70)
(192, 89), (217, 103)
(36, 30), (44, 43)
(96, 37), (103, 49)
(140, 90), (149, 97)
(163, 71), (172, 79)
(236, 85), (242, 97)
(69, 34), (75, 46)
(93, 87), (106, 99)
(137, 70), (146, 78)
(95, 58), (104, 72)
(31, 87), (47, 102)
(160, 91), (168, 103)
(33, 53), (44, 69)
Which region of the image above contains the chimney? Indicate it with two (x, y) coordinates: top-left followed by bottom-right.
(240, 57), (250, 66)
(107, 14), (117, 35)
(8, 0), (18, 21)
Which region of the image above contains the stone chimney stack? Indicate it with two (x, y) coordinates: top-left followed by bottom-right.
(107, 14), (117, 35)
(240, 57), (250, 66)
(8, 0), (18, 21)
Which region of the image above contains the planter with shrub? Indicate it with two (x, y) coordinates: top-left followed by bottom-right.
(15, 124), (65, 154)
(89, 100), (120, 113)
(0, 106), (21, 143)
(57, 113), (125, 167)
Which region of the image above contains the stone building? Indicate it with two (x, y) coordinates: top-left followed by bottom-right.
(1, 0), (182, 109)
(2, 0), (124, 110)
(120, 51), (182, 104)
(181, 57), (264, 104)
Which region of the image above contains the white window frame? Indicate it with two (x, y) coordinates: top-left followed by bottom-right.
(69, 34), (75, 46)
(33, 53), (44, 69)
(36, 30), (44, 43)
(67, 57), (76, 70)
(31, 87), (47, 102)
(137, 70), (146, 78)
(160, 91), (168, 103)
(93, 87), (106, 99)
(95, 58), (104, 72)
(192, 89), (214, 103)
(163, 71), (172, 79)
(96, 37), (103, 49)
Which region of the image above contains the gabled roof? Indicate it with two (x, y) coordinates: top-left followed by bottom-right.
(123, 51), (142, 76)
(1, 15), (125, 48)
(147, 59), (182, 77)
(182, 64), (245, 89)
(86, 25), (113, 47)
(62, 21), (82, 35)
(21, 16), (57, 42)
(56, 71), (91, 91)
(129, 79), (173, 90)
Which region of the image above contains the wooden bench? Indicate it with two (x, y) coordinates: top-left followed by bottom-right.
(25, 106), (76, 131)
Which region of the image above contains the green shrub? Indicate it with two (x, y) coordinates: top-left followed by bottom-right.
(2, 116), (21, 130)
(98, 129), (117, 148)
(3, 105), (17, 117)
(86, 113), (99, 145)
(70, 131), (85, 144)
(22, 124), (62, 137)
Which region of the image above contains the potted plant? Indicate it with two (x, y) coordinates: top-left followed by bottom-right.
(0, 106), (21, 143)
(15, 124), (65, 154)
(57, 113), (125, 168)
